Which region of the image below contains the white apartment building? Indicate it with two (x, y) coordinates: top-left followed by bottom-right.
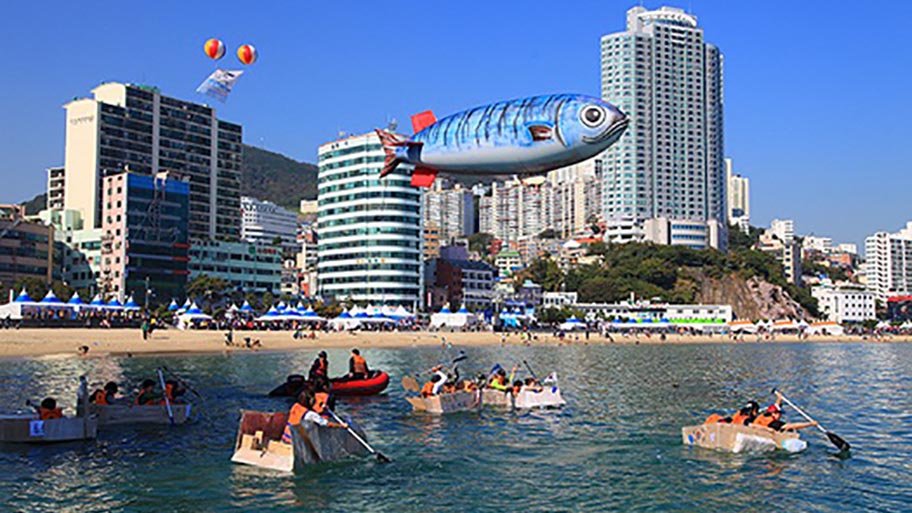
(46, 167), (65, 211)
(725, 158), (750, 225)
(240, 196), (299, 251)
(479, 180), (552, 242)
(547, 157), (603, 238)
(865, 222), (912, 302)
(758, 229), (802, 285)
(316, 132), (422, 307)
(600, 6), (726, 250)
(63, 82), (242, 239)
(811, 285), (876, 324)
(422, 180), (475, 244)
(769, 219), (795, 243)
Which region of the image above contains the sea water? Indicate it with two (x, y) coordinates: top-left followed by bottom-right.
(0, 342), (908, 512)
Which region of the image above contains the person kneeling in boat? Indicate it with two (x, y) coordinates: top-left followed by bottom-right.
(90, 382), (119, 405)
(311, 377), (335, 417)
(347, 348), (370, 380)
(282, 390), (347, 444)
(420, 366), (449, 397)
(751, 393), (817, 432)
(160, 379), (185, 405)
(135, 379), (162, 405)
(37, 398), (63, 420)
(488, 365), (518, 392)
(309, 351), (328, 382)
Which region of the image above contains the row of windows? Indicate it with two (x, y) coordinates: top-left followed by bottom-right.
(319, 263), (420, 273)
(319, 275), (418, 285)
(318, 190), (420, 207)
(320, 215), (419, 229)
(318, 179), (412, 194)
(318, 251), (418, 263)
(318, 144), (382, 161)
(319, 239), (420, 251)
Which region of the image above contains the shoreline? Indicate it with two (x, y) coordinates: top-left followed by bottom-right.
(0, 328), (907, 360)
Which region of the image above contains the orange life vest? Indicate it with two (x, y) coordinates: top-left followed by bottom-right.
(731, 412), (751, 425)
(421, 381), (435, 397)
(282, 403), (309, 443)
(314, 358), (327, 376)
(39, 407), (63, 420)
(752, 413), (776, 428)
(704, 413), (726, 424)
(351, 355), (367, 374)
(160, 384), (175, 405)
(313, 392), (329, 414)
(91, 389), (109, 405)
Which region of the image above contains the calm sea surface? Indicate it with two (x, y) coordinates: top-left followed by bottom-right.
(0, 342), (909, 512)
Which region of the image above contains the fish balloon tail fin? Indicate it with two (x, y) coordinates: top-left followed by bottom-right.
(375, 129), (408, 177)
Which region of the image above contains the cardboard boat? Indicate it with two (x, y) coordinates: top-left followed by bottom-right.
(87, 403), (192, 426)
(231, 410), (368, 472)
(482, 386), (566, 410)
(405, 390), (482, 414)
(682, 422), (807, 453)
(0, 377), (97, 444)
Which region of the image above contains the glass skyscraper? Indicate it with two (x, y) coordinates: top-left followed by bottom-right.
(316, 132), (422, 308)
(600, 6), (726, 249)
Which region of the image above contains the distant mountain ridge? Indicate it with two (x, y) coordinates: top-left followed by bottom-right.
(241, 144), (318, 209)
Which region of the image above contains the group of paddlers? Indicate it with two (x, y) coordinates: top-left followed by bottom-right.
(280, 348), (375, 443)
(704, 391), (818, 433)
(86, 379), (186, 406)
(419, 363), (544, 398)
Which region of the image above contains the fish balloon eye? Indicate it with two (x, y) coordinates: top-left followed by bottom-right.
(581, 106), (605, 127)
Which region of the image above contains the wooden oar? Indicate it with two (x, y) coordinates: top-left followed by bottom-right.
(772, 388), (850, 452)
(157, 368), (174, 426)
(326, 409), (391, 463)
(522, 360), (539, 381)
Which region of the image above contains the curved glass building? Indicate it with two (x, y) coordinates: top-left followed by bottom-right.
(316, 132), (422, 308)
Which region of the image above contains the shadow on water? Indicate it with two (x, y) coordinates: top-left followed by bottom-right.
(0, 342), (909, 512)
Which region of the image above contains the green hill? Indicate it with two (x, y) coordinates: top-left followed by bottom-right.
(241, 144), (318, 209)
(20, 193), (47, 215)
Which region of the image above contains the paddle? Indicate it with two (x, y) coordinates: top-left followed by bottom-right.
(522, 360), (539, 382)
(772, 388), (850, 452)
(157, 368), (175, 426)
(325, 409), (391, 463)
(162, 366), (204, 400)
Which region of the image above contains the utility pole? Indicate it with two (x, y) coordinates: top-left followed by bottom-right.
(144, 275), (151, 311)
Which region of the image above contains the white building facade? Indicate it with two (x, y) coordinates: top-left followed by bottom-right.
(63, 82), (242, 240)
(316, 132), (422, 307)
(725, 158), (750, 225)
(811, 285), (876, 324)
(240, 196), (299, 250)
(422, 180), (475, 244)
(865, 222), (912, 302)
(600, 6), (726, 250)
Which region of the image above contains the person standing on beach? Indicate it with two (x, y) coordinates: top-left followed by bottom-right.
(141, 319), (149, 341)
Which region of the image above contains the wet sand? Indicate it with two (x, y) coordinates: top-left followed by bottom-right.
(0, 328), (905, 359)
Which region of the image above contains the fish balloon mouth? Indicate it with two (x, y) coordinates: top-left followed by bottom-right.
(582, 117), (629, 144)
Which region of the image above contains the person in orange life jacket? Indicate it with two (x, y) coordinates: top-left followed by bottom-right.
(160, 379), (185, 405)
(309, 351), (328, 382)
(511, 380), (524, 395)
(311, 377), (335, 416)
(38, 397), (63, 420)
(90, 382), (119, 405)
(751, 392), (818, 432)
(421, 366), (449, 397)
(135, 379), (162, 405)
(347, 348), (370, 380)
(704, 400), (761, 425)
(282, 390), (347, 443)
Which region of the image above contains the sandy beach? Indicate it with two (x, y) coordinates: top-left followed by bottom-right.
(0, 328), (906, 359)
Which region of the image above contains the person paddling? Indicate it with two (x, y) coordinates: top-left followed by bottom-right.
(309, 351), (328, 382)
(347, 348), (370, 380)
(751, 392), (818, 432)
(90, 382), (119, 405)
(135, 379), (162, 405)
(282, 390), (347, 444)
(420, 366), (448, 397)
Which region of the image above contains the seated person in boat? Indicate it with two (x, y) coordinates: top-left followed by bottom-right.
(751, 393), (817, 432)
(311, 378), (335, 417)
(511, 380), (524, 395)
(135, 379), (163, 405)
(89, 382), (119, 405)
(38, 398), (63, 420)
(160, 379), (186, 405)
(488, 365), (518, 391)
(704, 400), (760, 425)
(522, 377), (543, 392)
(282, 390), (348, 443)
(309, 351), (328, 382)
(347, 348), (370, 380)
(420, 367), (449, 397)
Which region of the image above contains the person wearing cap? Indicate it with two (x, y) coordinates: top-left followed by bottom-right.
(308, 351), (328, 382)
(751, 391), (818, 432)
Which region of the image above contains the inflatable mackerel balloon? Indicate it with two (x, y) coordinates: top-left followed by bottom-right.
(376, 93), (629, 187)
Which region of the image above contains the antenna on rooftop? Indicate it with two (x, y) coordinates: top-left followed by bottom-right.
(386, 117), (398, 132)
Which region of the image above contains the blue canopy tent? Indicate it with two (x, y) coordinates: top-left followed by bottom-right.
(13, 289), (34, 303)
(167, 299), (180, 311)
(67, 292), (84, 305)
(124, 296), (140, 310)
(40, 290), (64, 305)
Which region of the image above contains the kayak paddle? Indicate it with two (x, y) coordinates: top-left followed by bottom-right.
(772, 388), (850, 452)
(162, 366), (204, 400)
(158, 368), (175, 426)
(326, 409), (391, 463)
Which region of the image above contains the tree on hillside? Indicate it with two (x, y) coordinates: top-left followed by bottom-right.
(186, 274), (229, 305)
(468, 232), (495, 256)
(518, 256), (564, 292)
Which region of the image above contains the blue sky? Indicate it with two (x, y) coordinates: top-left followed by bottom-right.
(1, 0), (909, 247)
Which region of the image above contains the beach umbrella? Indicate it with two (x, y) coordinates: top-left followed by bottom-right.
(40, 290), (63, 304)
(67, 292), (84, 305)
(167, 299), (179, 311)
